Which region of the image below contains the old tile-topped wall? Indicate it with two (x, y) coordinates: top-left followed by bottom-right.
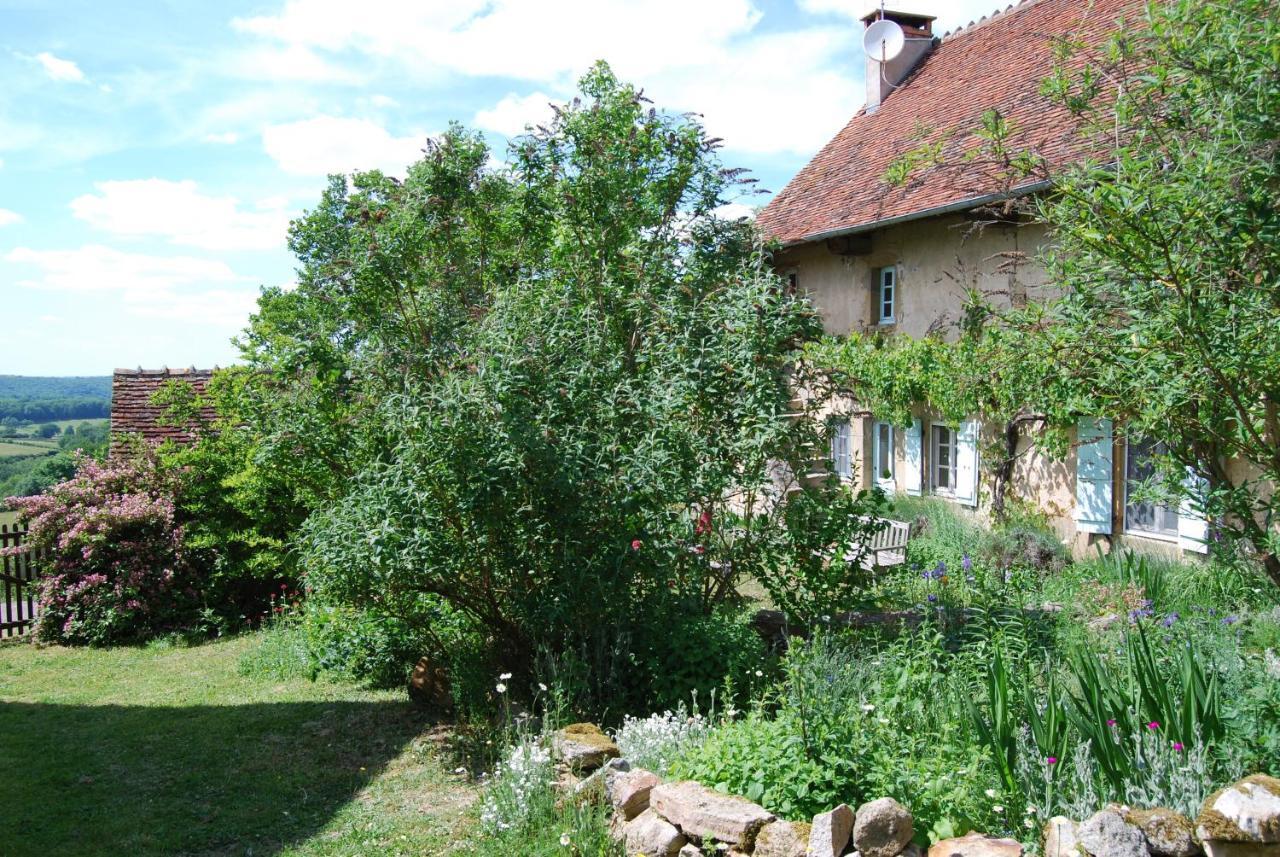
(110, 367), (217, 457)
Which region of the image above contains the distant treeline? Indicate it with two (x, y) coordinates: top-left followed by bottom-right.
(0, 422), (110, 500)
(0, 376), (111, 423)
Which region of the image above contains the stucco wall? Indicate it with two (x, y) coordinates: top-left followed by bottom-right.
(775, 215), (1052, 339)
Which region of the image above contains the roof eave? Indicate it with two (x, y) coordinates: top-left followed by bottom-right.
(775, 179), (1053, 249)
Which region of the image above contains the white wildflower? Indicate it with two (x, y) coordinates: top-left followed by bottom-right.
(496, 683), (507, 694)
(861, 703), (875, 712)
(614, 704), (711, 776)
(985, 789), (997, 799)
(539, 683), (549, 692)
(499, 672), (513, 680)
(560, 832), (571, 847)
(993, 805), (1004, 813)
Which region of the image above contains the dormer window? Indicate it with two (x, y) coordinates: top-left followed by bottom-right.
(878, 265), (896, 324)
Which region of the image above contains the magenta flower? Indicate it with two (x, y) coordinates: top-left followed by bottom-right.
(1147, 721), (1160, 731)
(1107, 719), (1117, 727)
(1046, 756), (1058, 765)
(1172, 742), (1184, 752)
(630, 538), (643, 551)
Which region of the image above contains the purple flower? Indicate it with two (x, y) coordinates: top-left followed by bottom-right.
(1222, 615), (1238, 626)
(1161, 612), (1179, 627)
(962, 554), (973, 573)
(927, 594), (937, 603)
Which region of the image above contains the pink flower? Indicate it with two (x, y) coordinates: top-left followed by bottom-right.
(1046, 756), (1058, 765)
(1147, 721), (1160, 731)
(692, 544), (706, 555)
(1107, 719), (1117, 727)
(1172, 742), (1184, 752)
(631, 539), (643, 551)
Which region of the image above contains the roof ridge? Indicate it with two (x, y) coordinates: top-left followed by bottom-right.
(113, 367), (218, 376)
(939, 0), (1044, 40)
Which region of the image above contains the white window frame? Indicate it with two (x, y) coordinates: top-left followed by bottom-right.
(831, 420), (852, 482)
(877, 265), (896, 325)
(872, 421), (895, 490)
(1123, 439), (1180, 542)
(930, 422), (957, 497)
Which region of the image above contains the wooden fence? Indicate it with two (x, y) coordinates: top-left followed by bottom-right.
(1, 523), (42, 638)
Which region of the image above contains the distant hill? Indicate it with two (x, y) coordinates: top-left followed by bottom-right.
(0, 375), (112, 423)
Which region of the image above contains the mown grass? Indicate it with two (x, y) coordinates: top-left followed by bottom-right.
(0, 439), (58, 459)
(0, 634), (476, 856)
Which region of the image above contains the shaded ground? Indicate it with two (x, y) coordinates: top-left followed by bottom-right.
(0, 635), (475, 856)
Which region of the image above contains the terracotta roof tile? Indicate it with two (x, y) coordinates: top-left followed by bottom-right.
(110, 368), (217, 456)
(757, 0), (1145, 246)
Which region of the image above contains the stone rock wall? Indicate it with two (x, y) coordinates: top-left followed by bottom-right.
(548, 726), (1276, 857)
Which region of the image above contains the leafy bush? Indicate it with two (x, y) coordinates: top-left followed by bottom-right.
(983, 524), (1067, 577)
(6, 450), (199, 645)
(256, 65), (884, 716)
(302, 604), (437, 690)
(674, 630), (1004, 837)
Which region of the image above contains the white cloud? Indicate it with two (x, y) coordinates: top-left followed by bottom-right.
(261, 115), (428, 176)
(0, 208), (22, 227)
(39, 315), (63, 323)
(230, 44), (360, 83)
(714, 202), (755, 221)
(69, 179), (293, 252)
(232, 0), (761, 81)
(6, 244), (237, 296)
(473, 92), (558, 137)
(369, 94), (398, 109)
(5, 244), (260, 328)
(203, 132), (240, 145)
(34, 51), (86, 83)
(801, 1), (1027, 35)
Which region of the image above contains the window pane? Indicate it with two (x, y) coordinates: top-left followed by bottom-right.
(877, 423), (892, 478)
(1125, 438), (1178, 535)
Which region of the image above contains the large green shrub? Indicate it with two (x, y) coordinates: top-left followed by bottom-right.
(242, 64), (885, 714)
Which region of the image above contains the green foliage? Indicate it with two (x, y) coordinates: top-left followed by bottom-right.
(0, 421), (108, 501)
(0, 375), (110, 423)
(151, 370), (309, 631)
(242, 63), (884, 715)
(675, 630), (1004, 839)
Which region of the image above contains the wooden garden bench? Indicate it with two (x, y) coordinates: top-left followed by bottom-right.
(846, 517), (911, 571)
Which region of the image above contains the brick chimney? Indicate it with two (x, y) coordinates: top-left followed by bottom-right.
(862, 8), (937, 114)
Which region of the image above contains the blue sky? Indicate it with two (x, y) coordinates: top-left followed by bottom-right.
(1, 0), (1006, 376)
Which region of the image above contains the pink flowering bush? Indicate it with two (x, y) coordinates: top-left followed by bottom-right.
(5, 448), (198, 645)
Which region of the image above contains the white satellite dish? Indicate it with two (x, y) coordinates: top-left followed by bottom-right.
(863, 18), (905, 62)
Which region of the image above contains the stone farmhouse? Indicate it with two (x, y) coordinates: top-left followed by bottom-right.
(757, 0), (1210, 559)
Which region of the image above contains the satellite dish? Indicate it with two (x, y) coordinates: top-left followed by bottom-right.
(863, 19), (905, 62)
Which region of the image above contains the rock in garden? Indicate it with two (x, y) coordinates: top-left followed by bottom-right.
(755, 819), (812, 857)
(810, 804), (855, 857)
(678, 845), (705, 857)
(625, 808), (687, 857)
(1080, 808), (1151, 857)
(928, 832), (1024, 857)
(1043, 816), (1083, 857)
(854, 797), (915, 857)
(1126, 808), (1200, 857)
(552, 722), (620, 772)
(649, 780), (775, 849)
(607, 767), (661, 821)
(407, 657), (451, 709)
(1196, 774), (1280, 847)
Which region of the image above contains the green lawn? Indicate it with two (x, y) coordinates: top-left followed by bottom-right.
(0, 635), (476, 856)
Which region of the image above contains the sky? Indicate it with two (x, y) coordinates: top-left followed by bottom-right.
(1, 0), (1010, 376)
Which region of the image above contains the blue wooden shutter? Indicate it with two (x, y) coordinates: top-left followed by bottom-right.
(1178, 469), (1209, 554)
(904, 419), (922, 495)
(1075, 418), (1113, 534)
(955, 419), (980, 507)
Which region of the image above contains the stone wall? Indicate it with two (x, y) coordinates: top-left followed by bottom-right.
(551, 724), (1280, 857)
